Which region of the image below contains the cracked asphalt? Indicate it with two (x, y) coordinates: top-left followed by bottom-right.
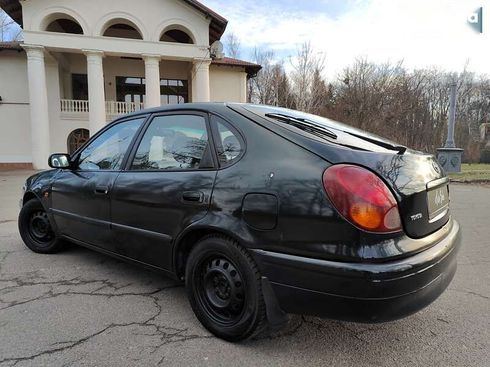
(0, 170), (489, 367)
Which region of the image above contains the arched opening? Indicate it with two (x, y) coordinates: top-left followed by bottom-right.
(44, 15), (84, 35)
(67, 128), (90, 154)
(160, 28), (194, 44)
(102, 19), (143, 40)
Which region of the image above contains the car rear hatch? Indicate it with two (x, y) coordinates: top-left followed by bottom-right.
(234, 104), (450, 239)
(336, 150), (450, 238)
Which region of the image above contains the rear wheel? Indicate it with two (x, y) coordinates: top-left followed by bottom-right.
(18, 199), (65, 254)
(185, 235), (266, 341)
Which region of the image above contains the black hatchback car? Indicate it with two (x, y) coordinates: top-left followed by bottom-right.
(19, 103), (461, 341)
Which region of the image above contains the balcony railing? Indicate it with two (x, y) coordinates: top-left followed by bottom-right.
(105, 100), (145, 115)
(61, 99), (89, 113)
(60, 99), (145, 120)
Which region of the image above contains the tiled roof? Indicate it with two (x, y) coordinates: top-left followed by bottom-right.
(182, 0), (227, 44)
(0, 41), (23, 51)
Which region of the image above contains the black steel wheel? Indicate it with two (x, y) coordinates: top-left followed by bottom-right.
(197, 255), (246, 325)
(27, 210), (54, 244)
(185, 235), (267, 341)
(18, 199), (65, 254)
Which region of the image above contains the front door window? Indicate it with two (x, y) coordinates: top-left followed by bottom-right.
(77, 118), (144, 171)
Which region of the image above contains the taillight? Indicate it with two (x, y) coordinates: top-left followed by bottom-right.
(323, 164), (402, 233)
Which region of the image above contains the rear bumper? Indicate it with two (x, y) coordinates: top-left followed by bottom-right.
(251, 218), (461, 322)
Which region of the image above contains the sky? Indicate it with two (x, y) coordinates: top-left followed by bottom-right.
(202, 0), (489, 81)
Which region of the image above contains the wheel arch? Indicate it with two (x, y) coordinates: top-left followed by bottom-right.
(173, 225), (249, 280)
(22, 191), (40, 206)
(22, 190), (61, 235)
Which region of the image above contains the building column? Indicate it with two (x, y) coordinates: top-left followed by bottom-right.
(83, 50), (106, 135)
(143, 54), (161, 108)
(23, 45), (50, 170)
(192, 58), (211, 102)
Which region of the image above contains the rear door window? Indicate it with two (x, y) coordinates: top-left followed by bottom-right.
(130, 114), (211, 170)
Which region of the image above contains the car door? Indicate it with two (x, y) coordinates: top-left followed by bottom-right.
(50, 117), (146, 249)
(110, 112), (217, 270)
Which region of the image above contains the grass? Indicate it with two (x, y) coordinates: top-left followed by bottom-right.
(448, 163), (490, 183)
(460, 163), (490, 171)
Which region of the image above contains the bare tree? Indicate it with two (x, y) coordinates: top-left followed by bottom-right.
(271, 63), (293, 108)
(246, 42), (489, 162)
(1, 10), (22, 41)
(289, 42), (326, 113)
(321, 57), (490, 161)
(250, 48), (276, 104)
(248, 48), (293, 107)
(224, 32), (241, 59)
(309, 66), (329, 115)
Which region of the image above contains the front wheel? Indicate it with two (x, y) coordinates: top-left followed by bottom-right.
(185, 235), (267, 341)
(18, 198), (65, 254)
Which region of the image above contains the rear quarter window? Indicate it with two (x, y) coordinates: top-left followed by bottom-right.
(211, 115), (245, 167)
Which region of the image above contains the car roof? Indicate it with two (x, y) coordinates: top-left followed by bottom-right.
(118, 102), (233, 120)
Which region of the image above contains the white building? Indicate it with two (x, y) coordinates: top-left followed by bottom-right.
(0, 0), (260, 169)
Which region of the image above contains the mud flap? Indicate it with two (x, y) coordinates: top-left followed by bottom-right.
(261, 276), (289, 332)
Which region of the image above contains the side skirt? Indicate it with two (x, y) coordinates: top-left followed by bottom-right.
(61, 234), (181, 281)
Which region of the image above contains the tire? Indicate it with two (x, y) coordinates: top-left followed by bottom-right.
(18, 198), (65, 254)
(185, 235), (267, 341)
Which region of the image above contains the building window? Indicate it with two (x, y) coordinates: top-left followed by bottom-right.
(160, 79), (188, 105)
(116, 77), (145, 104)
(102, 22), (143, 40)
(72, 74), (88, 100)
(115, 77), (188, 105)
(45, 17), (83, 35)
(67, 128), (90, 154)
(160, 29), (193, 44)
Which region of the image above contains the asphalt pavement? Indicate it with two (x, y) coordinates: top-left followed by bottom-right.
(0, 170), (489, 366)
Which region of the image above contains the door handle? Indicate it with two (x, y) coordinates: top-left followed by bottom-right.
(182, 191), (204, 203)
(95, 186), (109, 195)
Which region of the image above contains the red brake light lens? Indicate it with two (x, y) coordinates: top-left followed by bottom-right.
(323, 164), (402, 233)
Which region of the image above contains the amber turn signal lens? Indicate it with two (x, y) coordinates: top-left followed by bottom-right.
(349, 203), (383, 230)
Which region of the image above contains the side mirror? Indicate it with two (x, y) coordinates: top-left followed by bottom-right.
(48, 153), (71, 169)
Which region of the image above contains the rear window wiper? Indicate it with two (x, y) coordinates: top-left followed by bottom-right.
(264, 113), (338, 140)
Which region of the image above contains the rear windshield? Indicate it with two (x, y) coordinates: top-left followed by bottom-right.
(243, 104), (399, 153)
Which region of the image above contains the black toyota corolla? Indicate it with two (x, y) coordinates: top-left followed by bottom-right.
(19, 103), (461, 341)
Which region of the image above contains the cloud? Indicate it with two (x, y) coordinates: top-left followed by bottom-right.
(203, 0), (489, 80)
